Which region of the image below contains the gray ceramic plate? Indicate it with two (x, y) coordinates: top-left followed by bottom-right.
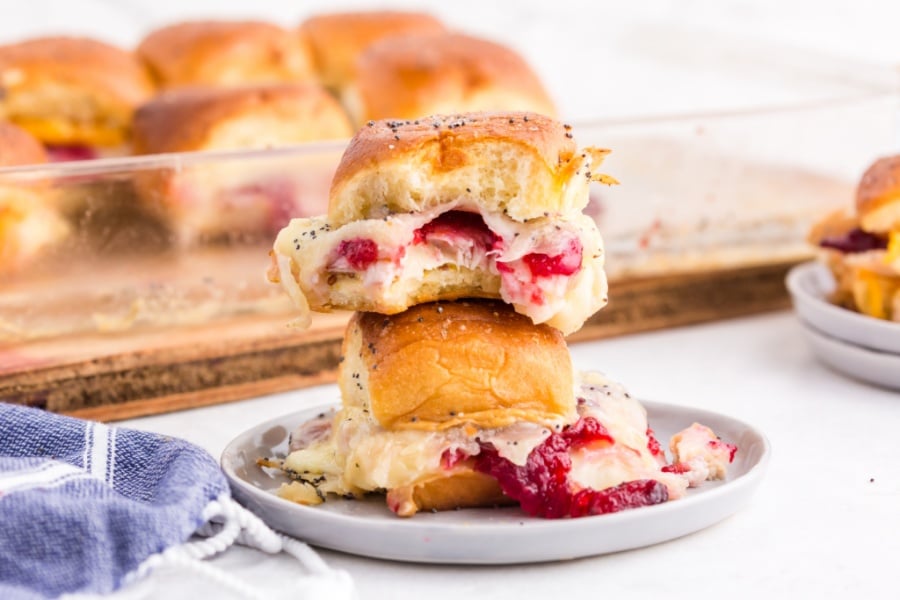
(787, 261), (900, 354)
(221, 399), (770, 564)
(799, 321), (900, 390)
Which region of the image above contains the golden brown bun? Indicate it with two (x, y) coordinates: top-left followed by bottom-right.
(299, 11), (445, 91)
(340, 300), (577, 432)
(345, 33), (556, 125)
(137, 21), (315, 89)
(0, 122), (47, 166)
(0, 37), (154, 146)
(132, 84), (353, 153)
(856, 155), (900, 234)
(328, 112), (613, 226)
(387, 469), (512, 517)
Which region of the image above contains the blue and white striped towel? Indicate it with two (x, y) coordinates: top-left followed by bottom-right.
(0, 404), (354, 600)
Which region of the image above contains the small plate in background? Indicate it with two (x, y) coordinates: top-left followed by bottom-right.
(786, 261), (900, 354)
(799, 321), (900, 391)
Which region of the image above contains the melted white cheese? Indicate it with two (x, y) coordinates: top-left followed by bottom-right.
(275, 371), (735, 506)
(271, 202), (607, 332)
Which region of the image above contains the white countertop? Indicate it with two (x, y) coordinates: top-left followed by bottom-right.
(115, 311), (899, 600)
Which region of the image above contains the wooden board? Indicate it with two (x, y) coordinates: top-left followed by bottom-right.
(0, 260), (796, 422)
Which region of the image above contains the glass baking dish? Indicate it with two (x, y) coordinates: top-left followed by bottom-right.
(1, 90), (898, 390)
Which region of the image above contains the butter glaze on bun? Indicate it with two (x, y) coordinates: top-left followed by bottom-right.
(329, 112), (610, 226)
(132, 83), (353, 154)
(856, 155), (900, 234)
(0, 37), (154, 146)
(345, 33), (556, 125)
(299, 11), (446, 92)
(340, 300), (577, 432)
(137, 21), (315, 89)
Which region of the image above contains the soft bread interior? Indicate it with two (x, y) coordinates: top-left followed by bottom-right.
(327, 113), (613, 226)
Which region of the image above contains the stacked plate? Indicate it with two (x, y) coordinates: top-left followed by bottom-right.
(786, 262), (900, 390)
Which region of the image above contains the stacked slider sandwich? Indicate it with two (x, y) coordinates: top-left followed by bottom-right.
(264, 112), (737, 518)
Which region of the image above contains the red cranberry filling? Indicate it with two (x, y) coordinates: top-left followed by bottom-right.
(522, 237), (583, 278)
(336, 238), (379, 270)
(46, 144), (99, 162)
(440, 448), (468, 470)
(474, 417), (668, 518)
(709, 439), (738, 462)
(646, 428), (664, 460)
(413, 210), (500, 249)
(819, 228), (887, 253)
(661, 462), (691, 474)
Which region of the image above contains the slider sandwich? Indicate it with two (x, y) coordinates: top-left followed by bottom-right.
(270, 112), (615, 335)
(132, 84), (354, 244)
(343, 33), (556, 126)
(0, 37), (154, 159)
(809, 155), (900, 320)
(263, 300), (737, 517)
(137, 21), (316, 89)
(299, 10), (446, 94)
(0, 122), (68, 271)
(263, 112), (738, 518)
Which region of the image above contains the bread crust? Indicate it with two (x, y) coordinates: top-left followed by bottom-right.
(132, 84), (353, 153)
(0, 37), (154, 146)
(342, 300), (576, 431)
(856, 155), (900, 233)
(328, 112), (608, 225)
(137, 21), (315, 88)
(387, 468), (513, 516)
(299, 11), (445, 91)
(348, 33), (555, 124)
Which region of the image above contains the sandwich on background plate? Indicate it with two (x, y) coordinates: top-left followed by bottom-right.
(809, 155), (900, 321)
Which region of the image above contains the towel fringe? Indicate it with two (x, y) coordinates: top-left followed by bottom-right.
(123, 494), (356, 599)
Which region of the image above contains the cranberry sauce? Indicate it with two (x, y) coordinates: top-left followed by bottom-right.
(646, 428), (665, 460)
(336, 238), (379, 270)
(709, 439), (739, 462)
(473, 417), (668, 518)
(819, 228), (888, 253)
(413, 210), (500, 249)
(522, 237), (583, 278)
(660, 463), (691, 474)
(46, 145), (99, 162)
